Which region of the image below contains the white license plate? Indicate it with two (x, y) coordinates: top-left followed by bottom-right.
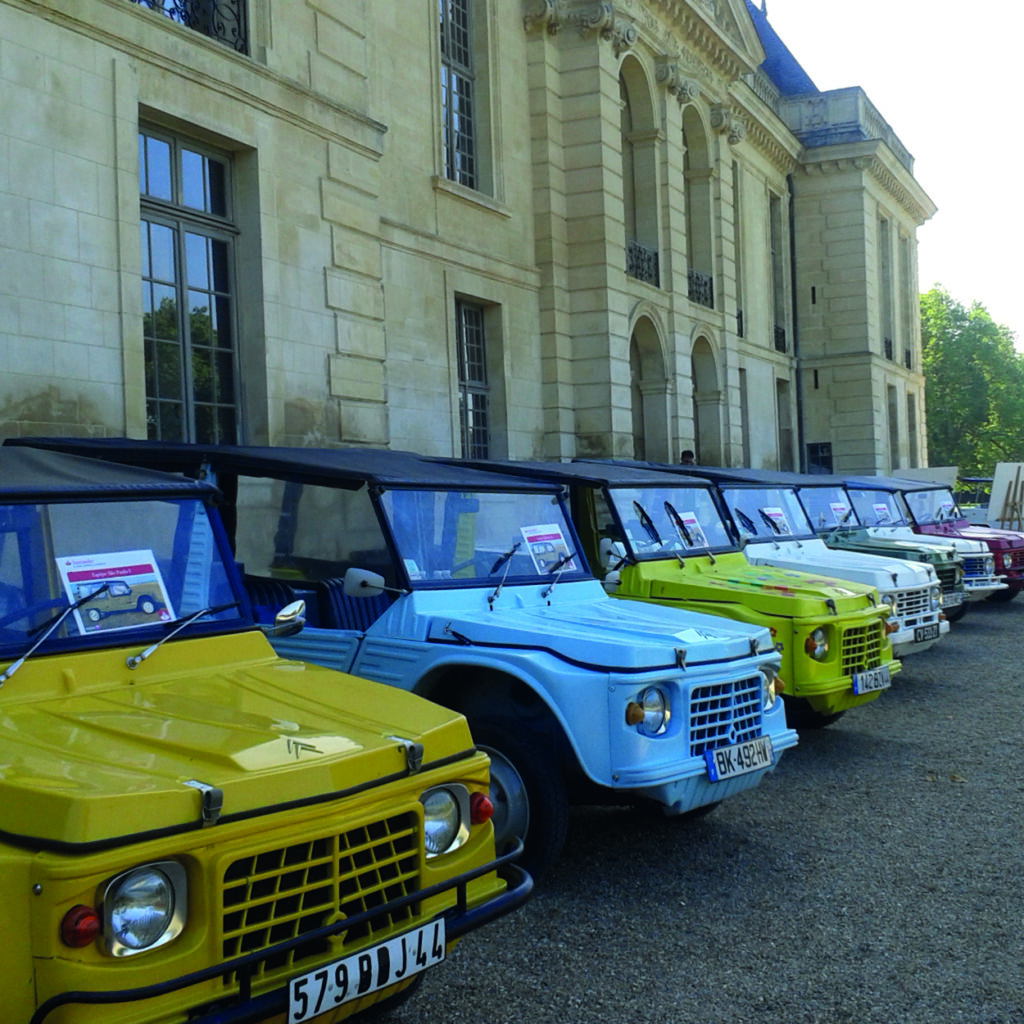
(851, 665), (891, 695)
(289, 919), (445, 1023)
(914, 623), (941, 642)
(704, 735), (774, 782)
(943, 591), (964, 607)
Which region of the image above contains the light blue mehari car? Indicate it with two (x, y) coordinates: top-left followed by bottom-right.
(14, 439), (797, 878)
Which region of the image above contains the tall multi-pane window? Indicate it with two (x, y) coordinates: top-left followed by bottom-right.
(456, 300), (489, 458)
(139, 129), (239, 444)
(879, 218), (893, 359)
(769, 193), (787, 351)
(440, 0), (477, 189)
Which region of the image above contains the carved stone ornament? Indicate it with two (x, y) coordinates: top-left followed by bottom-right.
(711, 106), (747, 145)
(656, 60), (701, 105)
(523, 0), (637, 54)
(523, 0), (562, 34)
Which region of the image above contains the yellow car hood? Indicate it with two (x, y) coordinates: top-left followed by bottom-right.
(0, 632), (471, 848)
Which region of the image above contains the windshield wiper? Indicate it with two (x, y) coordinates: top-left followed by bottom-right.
(126, 601), (239, 670)
(664, 501), (693, 546)
(827, 506), (854, 542)
(488, 542), (522, 608)
(632, 500), (662, 546)
(489, 541), (521, 575)
(0, 584), (111, 686)
(541, 550), (577, 599)
(758, 507), (783, 535)
(665, 501), (716, 565)
(733, 507), (758, 536)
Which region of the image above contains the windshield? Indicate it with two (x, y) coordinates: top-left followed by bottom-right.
(0, 498), (243, 657)
(902, 488), (962, 526)
(798, 486), (860, 531)
(846, 488), (911, 527)
(604, 485), (734, 559)
(719, 485), (815, 540)
(380, 489), (587, 587)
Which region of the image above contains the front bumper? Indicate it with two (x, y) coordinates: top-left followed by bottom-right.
(30, 846), (532, 1024)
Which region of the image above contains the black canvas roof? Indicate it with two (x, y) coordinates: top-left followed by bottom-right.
(844, 474), (952, 495)
(0, 444), (219, 503)
(431, 456), (716, 489)
(6, 438), (559, 495)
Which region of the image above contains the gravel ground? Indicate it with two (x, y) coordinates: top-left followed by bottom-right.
(387, 597), (1024, 1024)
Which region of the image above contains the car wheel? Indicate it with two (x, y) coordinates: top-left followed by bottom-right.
(140, 599), (156, 614)
(471, 718), (569, 881)
(782, 696), (846, 729)
(943, 601), (968, 623)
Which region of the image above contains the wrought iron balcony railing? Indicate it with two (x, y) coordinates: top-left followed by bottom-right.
(687, 269), (713, 309)
(626, 241), (660, 288)
(129, 0), (248, 54)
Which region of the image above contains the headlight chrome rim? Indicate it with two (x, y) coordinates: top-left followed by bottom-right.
(627, 686), (670, 736)
(804, 626), (829, 661)
(420, 784), (471, 858)
(102, 861), (186, 957)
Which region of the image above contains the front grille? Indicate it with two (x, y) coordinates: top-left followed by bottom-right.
(891, 586), (934, 626)
(934, 564), (959, 592)
(221, 812), (420, 983)
(689, 674), (763, 757)
(1006, 550), (1024, 570)
(961, 555), (991, 580)
(840, 621), (884, 675)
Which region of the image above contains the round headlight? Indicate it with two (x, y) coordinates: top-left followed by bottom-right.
(759, 665), (780, 709)
(930, 585), (941, 611)
(627, 687), (670, 736)
(804, 626), (829, 661)
(984, 556), (995, 574)
(421, 786), (470, 857)
(1002, 552), (1014, 569)
(879, 591), (897, 612)
(103, 862), (186, 957)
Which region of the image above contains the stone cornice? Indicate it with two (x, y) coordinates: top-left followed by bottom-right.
(524, 0), (760, 83)
(799, 142), (937, 224)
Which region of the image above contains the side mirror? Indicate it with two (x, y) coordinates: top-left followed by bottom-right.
(343, 567), (386, 597)
(262, 598), (306, 638)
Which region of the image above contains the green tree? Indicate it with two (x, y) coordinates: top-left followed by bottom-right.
(921, 287), (1024, 476)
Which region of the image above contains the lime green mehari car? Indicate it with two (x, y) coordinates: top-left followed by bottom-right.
(0, 445), (528, 1024)
(452, 459), (900, 727)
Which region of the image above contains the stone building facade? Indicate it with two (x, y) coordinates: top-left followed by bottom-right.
(0, 0), (935, 472)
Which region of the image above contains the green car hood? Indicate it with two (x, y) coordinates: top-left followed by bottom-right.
(826, 529), (955, 565)
(620, 551), (877, 618)
(0, 632), (471, 848)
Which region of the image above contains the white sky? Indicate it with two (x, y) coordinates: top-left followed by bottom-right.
(761, 0), (1024, 345)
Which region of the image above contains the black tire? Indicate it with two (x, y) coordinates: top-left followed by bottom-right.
(986, 586), (1020, 603)
(470, 717), (569, 881)
(944, 601), (968, 623)
(782, 696), (845, 729)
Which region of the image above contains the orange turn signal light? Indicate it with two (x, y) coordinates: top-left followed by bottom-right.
(61, 905), (101, 948)
(470, 791), (494, 824)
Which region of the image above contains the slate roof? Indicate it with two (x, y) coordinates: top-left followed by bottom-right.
(744, 0), (818, 96)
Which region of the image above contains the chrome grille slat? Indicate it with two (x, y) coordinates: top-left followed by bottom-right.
(689, 674), (763, 757)
(840, 621), (884, 674)
(221, 812), (419, 983)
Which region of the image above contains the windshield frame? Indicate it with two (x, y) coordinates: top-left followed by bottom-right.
(601, 483), (739, 562)
(375, 485), (591, 590)
(718, 484), (818, 542)
(0, 495), (252, 663)
(901, 487), (965, 526)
